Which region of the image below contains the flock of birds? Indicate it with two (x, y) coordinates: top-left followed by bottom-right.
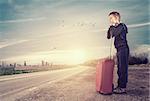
(56, 20), (97, 28)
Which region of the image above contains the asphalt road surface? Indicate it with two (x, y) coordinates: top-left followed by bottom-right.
(0, 65), (149, 101)
(0, 66), (89, 101)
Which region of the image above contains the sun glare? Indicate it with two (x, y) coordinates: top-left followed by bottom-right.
(3, 49), (89, 65)
(71, 50), (87, 65)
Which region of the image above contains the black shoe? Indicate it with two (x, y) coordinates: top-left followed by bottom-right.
(113, 86), (127, 94)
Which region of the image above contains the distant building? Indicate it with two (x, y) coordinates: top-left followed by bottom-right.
(2, 61), (5, 67)
(42, 60), (44, 66)
(14, 63), (16, 67)
(24, 61), (27, 66)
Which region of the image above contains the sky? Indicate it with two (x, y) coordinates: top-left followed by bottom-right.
(0, 0), (149, 65)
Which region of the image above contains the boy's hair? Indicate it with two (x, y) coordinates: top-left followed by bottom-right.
(109, 11), (121, 21)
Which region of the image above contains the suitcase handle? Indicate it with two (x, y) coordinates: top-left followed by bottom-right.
(109, 38), (113, 59)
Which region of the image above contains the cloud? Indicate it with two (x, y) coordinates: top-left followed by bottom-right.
(93, 22), (150, 32)
(0, 17), (46, 23)
(131, 44), (150, 54)
(130, 44), (150, 62)
(128, 22), (150, 28)
(0, 39), (28, 49)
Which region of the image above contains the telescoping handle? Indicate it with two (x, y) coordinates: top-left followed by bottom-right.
(109, 37), (113, 60)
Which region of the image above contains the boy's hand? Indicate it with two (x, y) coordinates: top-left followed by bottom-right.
(110, 23), (120, 27)
(109, 22), (114, 26)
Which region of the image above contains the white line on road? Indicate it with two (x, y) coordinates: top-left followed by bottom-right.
(0, 66), (85, 82)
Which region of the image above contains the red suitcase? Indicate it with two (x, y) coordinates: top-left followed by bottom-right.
(96, 58), (115, 94)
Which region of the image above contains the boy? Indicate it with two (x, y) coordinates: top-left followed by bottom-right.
(107, 11), (129, 94)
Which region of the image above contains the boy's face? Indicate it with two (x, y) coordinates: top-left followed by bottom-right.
(109, 14), (119, 25)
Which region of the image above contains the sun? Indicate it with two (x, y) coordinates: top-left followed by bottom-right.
(71, 50), (87, 65)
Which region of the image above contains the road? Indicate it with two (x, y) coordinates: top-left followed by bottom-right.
(0, 66), (90, 101)
(0, 66), (149, 101)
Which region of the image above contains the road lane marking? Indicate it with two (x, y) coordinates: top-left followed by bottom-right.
(0, 66), (85, 82)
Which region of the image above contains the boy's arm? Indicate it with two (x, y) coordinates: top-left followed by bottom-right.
(123, 24), (128, 33)
(107, 27), (111, 39)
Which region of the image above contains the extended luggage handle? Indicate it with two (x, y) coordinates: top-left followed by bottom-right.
(109, 37), (113, 60)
